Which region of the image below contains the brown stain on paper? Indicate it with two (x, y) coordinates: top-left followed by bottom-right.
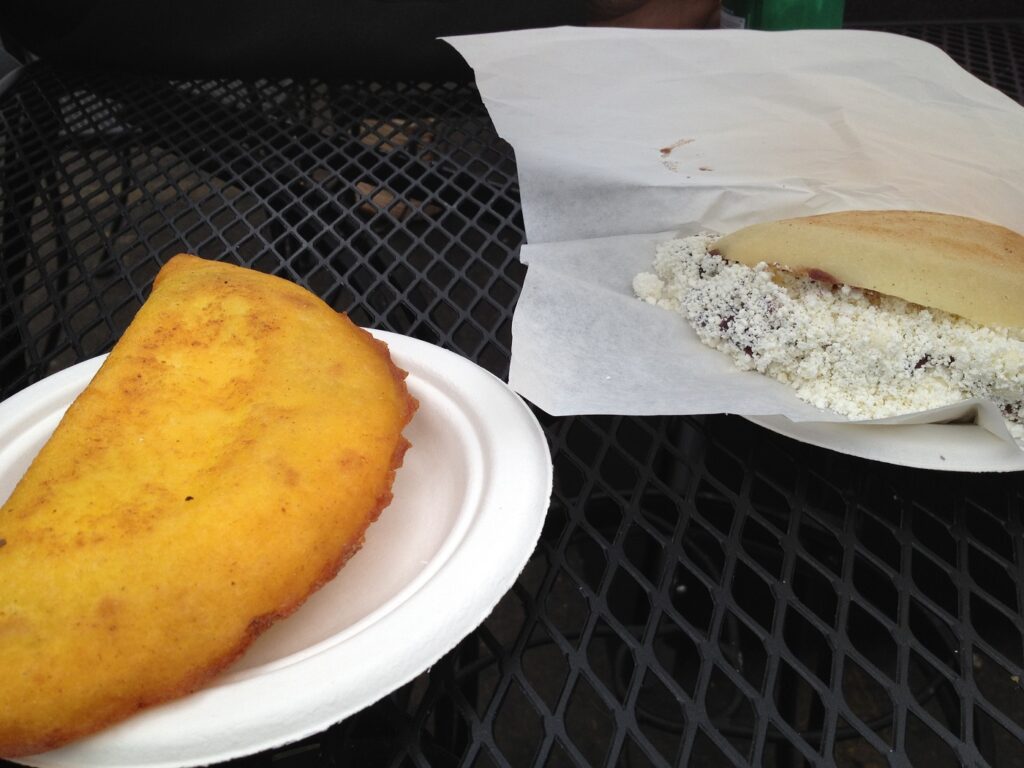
(659, 138), (695, 155)
(659, 138), (706, 173)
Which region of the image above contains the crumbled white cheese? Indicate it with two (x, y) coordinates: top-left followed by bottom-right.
(633, 234), (1024, 444)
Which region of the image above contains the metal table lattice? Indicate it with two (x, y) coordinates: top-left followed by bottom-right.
(1, 19), (1023, 768)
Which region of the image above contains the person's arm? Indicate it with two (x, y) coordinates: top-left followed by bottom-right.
(587, 0), (720, 28)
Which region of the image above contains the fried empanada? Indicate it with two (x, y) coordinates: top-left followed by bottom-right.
(0, 255), (416, 756)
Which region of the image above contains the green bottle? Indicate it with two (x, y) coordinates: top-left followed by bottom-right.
(721, 0), (845, 30)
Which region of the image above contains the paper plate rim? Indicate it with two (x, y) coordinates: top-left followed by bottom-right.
(6, 331), (552, 768)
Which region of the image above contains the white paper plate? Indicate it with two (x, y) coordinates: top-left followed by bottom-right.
(745, 415), (1024, 473)
(1, 331), (552, 768)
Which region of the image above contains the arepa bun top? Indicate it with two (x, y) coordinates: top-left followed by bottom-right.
(712, 210), (1024, 330)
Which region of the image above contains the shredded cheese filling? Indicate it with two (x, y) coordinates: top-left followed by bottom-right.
(633, 234), (1024, 444)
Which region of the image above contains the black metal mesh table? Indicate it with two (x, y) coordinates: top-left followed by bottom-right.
(2, 20), (1024, 768)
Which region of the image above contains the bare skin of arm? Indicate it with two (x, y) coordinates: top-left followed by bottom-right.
(587, 0), (721, 28)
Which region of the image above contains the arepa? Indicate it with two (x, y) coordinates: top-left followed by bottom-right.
(712, 210), (1024, 329)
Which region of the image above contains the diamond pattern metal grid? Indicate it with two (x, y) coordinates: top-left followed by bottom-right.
(1, 19), (1023, 768)
(0, 70), (523, 395)
(871, 21), (1024, 104)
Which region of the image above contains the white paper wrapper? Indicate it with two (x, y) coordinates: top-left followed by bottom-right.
(445, 27), (1024, 452)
